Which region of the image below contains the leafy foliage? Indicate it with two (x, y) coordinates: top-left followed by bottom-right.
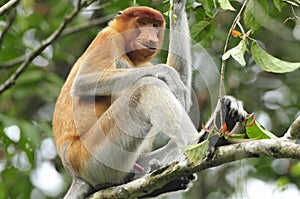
(0, 0), (299, 198)
(251, 41), (300, 73)
(222, 40), (248, 66)
(218, 0), (236, 11)
(243, 0), (269, 31)
(185, 139), (209, 163)
(245, 116), (278, 139)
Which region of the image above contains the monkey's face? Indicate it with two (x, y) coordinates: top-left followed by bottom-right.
(124, 18), (164, 64)
(114, 7), (165, 64)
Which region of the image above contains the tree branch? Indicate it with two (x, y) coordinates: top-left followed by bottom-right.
(0, 0), (19, 17)
(284, 116), (300, 139)
(61, 14), (114, 37)
(0, 14), (112, 69)
(0, 8), (16, 49)
(219, 0), (249, 99)
(0, 56), (24, 69)
(0, 0), (98, 95)
(88, 138), (300, 198)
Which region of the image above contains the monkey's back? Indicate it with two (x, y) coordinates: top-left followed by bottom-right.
(52, 60), (111, 175)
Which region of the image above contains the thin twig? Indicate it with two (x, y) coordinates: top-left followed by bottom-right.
(83, 1), (115, 11)
(218, 0), (249, 99)
(216, 0), (250, 130)
(0, 0), (97, 94)
(0, 9), (112, 69)
(0, 8), (17, 49)
(0, 15), (112, 69)
(0, 56), (25, 69)
(0, 0), (20, 17)
(61, 14), (114, 37)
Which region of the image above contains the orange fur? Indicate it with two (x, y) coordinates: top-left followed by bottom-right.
(52, 6), (165, 177)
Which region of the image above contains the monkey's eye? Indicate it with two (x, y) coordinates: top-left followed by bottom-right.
(153, 21), (162, 28)
(153, 23), (159, 27)
(138, 20), (147, 26)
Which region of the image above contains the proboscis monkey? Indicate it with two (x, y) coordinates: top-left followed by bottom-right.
(52, 0), (247, 198)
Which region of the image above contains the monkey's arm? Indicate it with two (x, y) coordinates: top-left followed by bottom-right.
(167, 0), (192, 94)
(71, 65), (191, 110)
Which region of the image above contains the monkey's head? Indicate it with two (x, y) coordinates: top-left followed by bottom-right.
(109, 6), (165, 65)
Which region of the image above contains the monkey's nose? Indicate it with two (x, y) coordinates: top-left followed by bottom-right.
(148, 37), (159, 45)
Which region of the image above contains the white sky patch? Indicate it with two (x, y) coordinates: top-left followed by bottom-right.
(4, 125), (21, 142)
(255, 111), (272, 131)
(40, 138), (57, 160)
(0, 159), (7, 173)
(30, 161), (66, 197)
(233, 178), (300, 199)
(12, 151), (31, 171)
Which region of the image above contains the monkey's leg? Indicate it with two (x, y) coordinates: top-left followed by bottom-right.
(74, 77), (197, 196)
(129, 77), (198, 196)
(131, 76), (198, 164)
(64, 90), (152, 198)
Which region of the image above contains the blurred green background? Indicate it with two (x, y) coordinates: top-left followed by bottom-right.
(0, 0), (300, 198)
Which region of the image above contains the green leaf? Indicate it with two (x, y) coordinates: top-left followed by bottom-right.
(225, 134), (250, 143)
(218, 0), (236, 11)
(273, 0), (281, 11)
(251, 41), (300, 73)
(21, 0), (35, 13)
(244, 0), (268, 31)
(246, 117), (277, 139)
(184, 139), (209, 163)
(191, 21), (211, 39)
(276, 176), (290, 191)
(186, 0), (197, 8)
(191, 20), (215, 41)
(197, 0), (215, 17)
(290, 161), (300, 177)
(222, 40), (248, 66)
(273, 0), (284, 12)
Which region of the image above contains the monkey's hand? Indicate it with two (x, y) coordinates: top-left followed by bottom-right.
(221, 96), (247, 131)
(172, 0), (186, 15)
(199, 96), (247, 145)
(154, 64), (192, 111)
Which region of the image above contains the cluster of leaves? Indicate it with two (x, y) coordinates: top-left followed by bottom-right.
(0, 0), (299, 198)
(185, 0), (300, 197)
(223, 38), (300, 73)
(189, 0), (300, 73)
(0, 0), (91, 198)
(185, 114), (278, 163)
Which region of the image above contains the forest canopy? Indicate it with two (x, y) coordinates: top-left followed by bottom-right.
(0, 0), (300, 198)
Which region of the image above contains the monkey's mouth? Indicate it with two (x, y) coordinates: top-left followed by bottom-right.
(145, 45), (157, 51)
(139, 43), (157, 51)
